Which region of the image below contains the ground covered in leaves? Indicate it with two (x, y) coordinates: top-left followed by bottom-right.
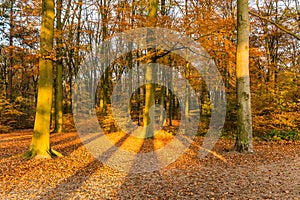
(1, 130), (299, 199)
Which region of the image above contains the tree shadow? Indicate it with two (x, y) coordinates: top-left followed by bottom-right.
(36, 132), (131, 199)
(54, 133), (105, 156)
(50, 134), (79, 146)
(0, 135), (32, 144)
(115, 135), (164, 198)
(0, 138), (31, 159)
(37, 159), (103, 200)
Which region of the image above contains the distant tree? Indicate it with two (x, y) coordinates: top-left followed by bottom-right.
(54, 0), (63, 133)
(142, 0), (158, 137)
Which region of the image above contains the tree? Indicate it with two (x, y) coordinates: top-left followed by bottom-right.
(7, 0), (14, 102)
(54, 0), (63, 133)
(234, 0), (253, 153)
(22, 0), (62, 158)
(142, 0), (158, 137)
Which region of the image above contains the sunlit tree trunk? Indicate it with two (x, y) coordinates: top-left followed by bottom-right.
(136, 52), (142, 126)
(22, 0), (62, 159)
(159, 66), (166, 126)
(143, 0), (158, 137)
(234, 0), (253, 153)
(128, 53), (133, 115)
(143, 67), (155, 136)
(184, 1), (190, 132)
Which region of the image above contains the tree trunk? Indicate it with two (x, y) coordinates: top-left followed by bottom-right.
(142, 0), (158, 137)
(234, 0), (253, 153)
(143, 64), (155, 137)
(7, 0), (14, 102)
(99, 0), (108, 114)
(185, 62), (190, 134)
(22, 0), (62, 159)
(168, 58), (173, 126)
(54, 0), (63, 133)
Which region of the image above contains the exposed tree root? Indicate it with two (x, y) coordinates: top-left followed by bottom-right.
(233, 142), (254, 153)
(21, 148), (63, 159)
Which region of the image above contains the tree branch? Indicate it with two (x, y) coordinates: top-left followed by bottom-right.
(249, 10), (300, 41)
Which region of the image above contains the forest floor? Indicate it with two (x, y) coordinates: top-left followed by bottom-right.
(0, 130), (299, 199)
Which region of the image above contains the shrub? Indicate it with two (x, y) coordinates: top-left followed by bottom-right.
(262, 130), (300, 141)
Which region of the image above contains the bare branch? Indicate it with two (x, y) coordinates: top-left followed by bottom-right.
(249, 10), (300, 41)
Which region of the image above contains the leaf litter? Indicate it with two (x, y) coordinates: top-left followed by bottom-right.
(0, 131), (299, 199)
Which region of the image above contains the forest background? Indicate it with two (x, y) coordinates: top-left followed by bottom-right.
(0, 0), (299, 141)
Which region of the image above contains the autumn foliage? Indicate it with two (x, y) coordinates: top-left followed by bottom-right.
(0, 0), (299, 141)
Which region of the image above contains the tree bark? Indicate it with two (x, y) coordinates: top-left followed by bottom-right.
(142, 0), (158, 137)
(54, 0), (63, 133)
(7, 0), (14, 102)
(22, 0), (62, 159)
(234, 0), (253, 153)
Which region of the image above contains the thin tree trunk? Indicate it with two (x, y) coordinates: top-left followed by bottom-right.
(136, 52), (141, 126)
(7, 0), (14, 102)
(54, 0), (63, 133)
(168, 63), (173, 126)
(185, 62), (190, 133)
(159, 67), (166, 126)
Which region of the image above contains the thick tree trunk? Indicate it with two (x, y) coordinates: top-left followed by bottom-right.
(234, 0), (253, 153)
(22, 0), (61, 159)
